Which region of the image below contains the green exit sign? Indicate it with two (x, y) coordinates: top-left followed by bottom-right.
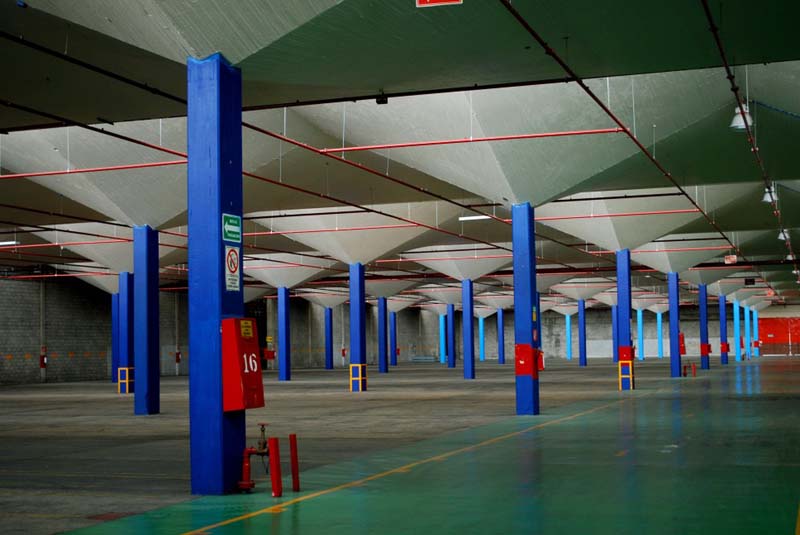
(222, 213), (241, 243)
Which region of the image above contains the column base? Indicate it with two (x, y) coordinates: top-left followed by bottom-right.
(700, 355), (710, 370)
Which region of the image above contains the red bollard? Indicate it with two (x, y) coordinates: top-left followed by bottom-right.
(691, 363), (697, 377)
(268, 437), (282, 497)
(289, 433), (300, 492)
(682, 365), (687, 377)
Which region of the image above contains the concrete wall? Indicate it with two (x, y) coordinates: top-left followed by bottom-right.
(0, 277), (766, 384)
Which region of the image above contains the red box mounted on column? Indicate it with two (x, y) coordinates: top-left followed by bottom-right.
(679, 332), (687, 355)
(514, 344), (539, 379)
(222, 318), (265, 412)
(720, 341), (730, 353)
(700, 343), (712, 356)
(618, 345), (633, 361)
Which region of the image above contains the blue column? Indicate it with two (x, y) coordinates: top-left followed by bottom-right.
(390, 311), (398, 366)
(349, 263), (367, 391)
(753, 309), (760, 357)
(636, 308), (644, 361)
(512, 202), (539, 415)
(278, 287), (291, 381)
(668, 272), (681, 378)
(111, 293), (120, 383)
(578, 300), (587, 367)
(565, 314), (573, 360)
(744, 305), (751, 359)
(187, 53), (245, 495)
(611, 305), (619, 363)
(439, 314), (446, 364)
(699, 284), (710, 370)
(118, 272), (134, 371)
(462, 279), (475, 379)
(479, 317), (486, 362)
(134, 224), (159, 416)
(378, 297), (388, 373)
(733, 300), (741, 362)
(447, 304), (456, 368)
(324, 307), (333, 370)
(616, 250), (633, 389)
(657, 312), (664, 358)
(497, 308), (505, 364)
(720, 295), (729, 365)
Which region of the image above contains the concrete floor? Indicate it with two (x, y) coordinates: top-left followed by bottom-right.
(0, 357), (797, 534)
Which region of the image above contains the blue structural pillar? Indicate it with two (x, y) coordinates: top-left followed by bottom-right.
(462, 279), (475, 379)
(657, 312), (664, 358)
(390, 311), (398, 366)
(733, 300), (742, 362)
(117, 272), (134, 392)
(744, 305), (751, 359)
(133, 224), (159, 416)
(447, 304), (456, 368)
(512, 202), (539, 415)
(324, 307), (333, 370)
(439, 315), (446, 364)
(111, 293), (120, 383)
(277, 287), (291, 381)
(720, 295), (729, 365)
(753, 310), (760, 357)
(187, 53), (245, 495)
(349, 263), (367, 392)
(636, 308), (644, 361)
(565, 314), (573, 360)
(578, 300), (587, 367)
(479, 317), (486, 362)
(497, 309), (505, 364)
(668, 272), (681, 378)
(378, 297), (388, 373)
(616, 250), (633, 389)
(611, 305), (619, 363)
(699, 284), (710, 370)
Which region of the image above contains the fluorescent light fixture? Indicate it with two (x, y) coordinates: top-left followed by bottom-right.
(458, 215), (491, 222)
(730, 103), (754, 131)
(787, 254), (795, 261)
(778, 229), (790, 241)
(762, 184), (777, 203)
(0, 240), (19, 246)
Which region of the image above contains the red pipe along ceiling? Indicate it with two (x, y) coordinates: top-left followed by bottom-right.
(317, 127), (624, 153)
(0, 160), (186, 181)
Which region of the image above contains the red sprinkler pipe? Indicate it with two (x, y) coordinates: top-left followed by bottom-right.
(0, 238), (131, 251)
(376, 254), (512, 263)
(244, 223), (418, 237)
(529, 208), (701, 222)
(2, 271), (114, 280)
(0, 160), (186, 181)
(319, 127), (624, 153)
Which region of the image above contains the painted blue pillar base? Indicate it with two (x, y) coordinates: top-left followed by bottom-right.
(324, 307), (333, 370)
(390, 311), (398, 366)
(565, 314), (572, 361)
(378, 297), (388, 374)
(515, 375), (540, 415)
(111, 293), (120, 383)
(611, 305), (619, 363)
(753, 310), (760, 358)
(446, 304), (456, 369)
(578, 299), (587, 367)
(133, 224), (159, 416)
(349, 263), (367, 392)
(636, 308), (644, 361)
(733, 300), (742, 362)
(479, 316), (486, 362)
(278, 287), (291, 381)
(657, 312), (664, 359)
(700, 356), (710, 370)
(439, 315), (446, 365)
(497, 309), (505, 364)
(668, 272), (681, 378)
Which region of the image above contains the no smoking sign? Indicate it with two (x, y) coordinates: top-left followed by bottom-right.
(225, 245), (240, 292)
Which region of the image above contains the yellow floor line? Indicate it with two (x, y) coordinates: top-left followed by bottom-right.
(183, 398), (628, 535)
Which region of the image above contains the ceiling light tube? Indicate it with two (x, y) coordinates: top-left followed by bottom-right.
(458, 215), (491, 222)
(0, 240), (20, 246)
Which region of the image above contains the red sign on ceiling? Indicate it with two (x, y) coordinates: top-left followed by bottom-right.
(417, 0), (463, 7)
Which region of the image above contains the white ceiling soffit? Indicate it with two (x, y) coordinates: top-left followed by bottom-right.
(707, 279), (746, 297)
(51, 262), (117, 293)
(244, 253), (336, 289)
(475, 293), (515, 310)
(474, 306), (497, 319)
(752, 301), (772, 312)
(593, 291), (618, 307)
(364, 272), (420, 298)
(243, 286), (270, 303)
(494, 272), (573, 293)
(35, 222), (186, 273)
(249, 201), (461, 264)
(680, 266), (744, 287)
(420, 302), (449, 316)
(552, 304), (578, 316)
(405, 243), (512, 281)
(25, 0), (341, 65)
(415, 282), (491, 305)
(295, 287), (349, 308)
(731, 288), (765, 303)
(552, 278), (615, 301)
(539, 295), (570, 312)
(386, 295), (423, 313)
(632, 295), (663, 311)
(647, 303), (670, 314)
(5, 121), (188, 228)
(632, 233), (733, 274)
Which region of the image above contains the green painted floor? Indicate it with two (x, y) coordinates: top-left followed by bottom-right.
(71, 359), (800, 535)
